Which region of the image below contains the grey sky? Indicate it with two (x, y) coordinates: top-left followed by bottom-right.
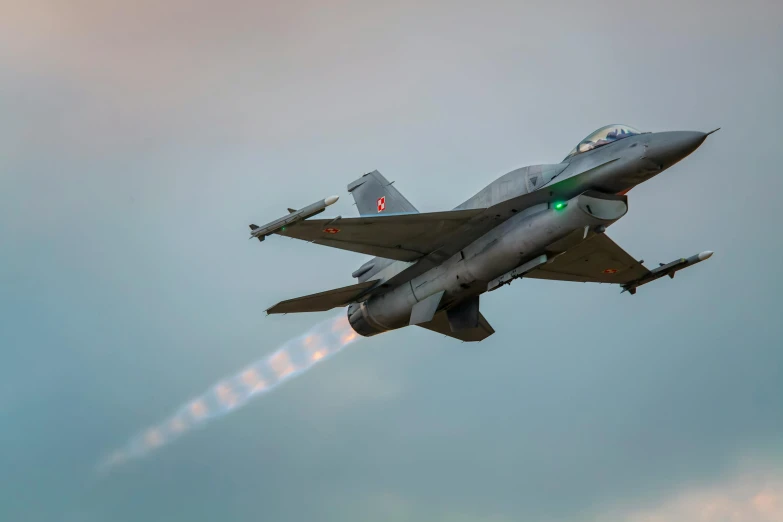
(1, 1), (782, 521)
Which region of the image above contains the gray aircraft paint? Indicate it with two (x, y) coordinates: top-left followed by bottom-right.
(347, 193), (628, 338)
(259, 127), (712, 341)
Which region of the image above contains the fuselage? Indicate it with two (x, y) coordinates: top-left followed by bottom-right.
(455, 130), (707, 210)
(347, 129), (709, 337)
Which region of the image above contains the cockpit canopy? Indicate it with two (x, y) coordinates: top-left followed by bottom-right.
(565, 124), (641, 159)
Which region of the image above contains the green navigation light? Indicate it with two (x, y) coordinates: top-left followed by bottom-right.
(553, 201), (567, 210)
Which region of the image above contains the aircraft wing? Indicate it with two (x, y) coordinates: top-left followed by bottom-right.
(375, 160), (623, 288)
(275, 209), (485, 262)
(267, 280), (378, 314)
(524, 233), (649, 284)
(416, 311), (495, 342)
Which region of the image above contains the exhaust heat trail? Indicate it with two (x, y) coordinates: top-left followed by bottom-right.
(98, 314), (359, 472)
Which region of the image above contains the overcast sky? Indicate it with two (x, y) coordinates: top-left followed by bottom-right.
(1, 1), (782, 521)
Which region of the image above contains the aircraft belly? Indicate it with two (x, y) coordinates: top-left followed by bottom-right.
(462, 193), (625, 285)
(363, 282), (420, 330)
(352, 192), (629, 338)
(357, 257), (481, 334)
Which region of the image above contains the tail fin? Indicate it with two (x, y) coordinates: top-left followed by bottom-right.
(346, 170), (418, 215)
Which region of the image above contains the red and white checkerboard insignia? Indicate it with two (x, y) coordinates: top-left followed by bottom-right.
(603, 268), (618, 274)
(377, 196), (386, 212)
(323, 227), (340, 234)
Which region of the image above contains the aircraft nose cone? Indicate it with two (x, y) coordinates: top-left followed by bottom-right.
(644, 131), (708, 169)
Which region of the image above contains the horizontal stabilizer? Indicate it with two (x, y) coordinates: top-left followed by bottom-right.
(266, 280), (378, 315)
(417, 310), (495, 342)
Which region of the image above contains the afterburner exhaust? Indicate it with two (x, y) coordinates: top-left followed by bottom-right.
(97, 313), (360, 473)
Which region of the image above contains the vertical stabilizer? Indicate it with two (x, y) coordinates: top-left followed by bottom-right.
(346, 170), (418, 216)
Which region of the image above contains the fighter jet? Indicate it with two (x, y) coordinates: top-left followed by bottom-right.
(250, 124), (717, 342)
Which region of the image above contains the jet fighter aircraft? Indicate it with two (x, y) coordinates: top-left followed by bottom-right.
(250, 124), (717, 342)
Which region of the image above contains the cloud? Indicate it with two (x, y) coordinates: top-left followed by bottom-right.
(607, 464), (783, 522)
(2, 2), (782, 522)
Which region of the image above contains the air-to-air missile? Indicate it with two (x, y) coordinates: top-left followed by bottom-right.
(622, 251), (714, 295)
(249, 195), (339, 241)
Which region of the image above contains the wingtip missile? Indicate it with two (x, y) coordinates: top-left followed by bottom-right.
(622, 250), (714, 295)
(248, 224), (265, 241)
(249, 196), (340, 241)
